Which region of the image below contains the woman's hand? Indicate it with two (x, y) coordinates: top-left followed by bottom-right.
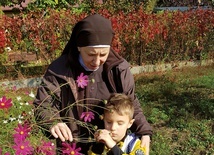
(50, 122), (73, 142)
(141, 135), (151, 155)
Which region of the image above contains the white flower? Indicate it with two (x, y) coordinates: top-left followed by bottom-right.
(29, 91), (35, 98)
(5, 47), (12, 52)
(9, 117), (16, 122)
(3, 120), (8, 123)
(25, 102), (29, 105)
(18, 115), (24, 119)
(17, 96), (22, 101)
(19, 102), (24, 105)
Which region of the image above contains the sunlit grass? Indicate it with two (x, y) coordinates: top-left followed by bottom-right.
(135, 64), (214, 154)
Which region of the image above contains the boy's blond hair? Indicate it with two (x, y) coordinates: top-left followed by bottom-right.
(104, 93), (134, 119)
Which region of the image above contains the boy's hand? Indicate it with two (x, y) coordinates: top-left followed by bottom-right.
(94, 129), (116, 149)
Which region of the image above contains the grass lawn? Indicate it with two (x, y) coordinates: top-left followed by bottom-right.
(135, 64), (214, 155)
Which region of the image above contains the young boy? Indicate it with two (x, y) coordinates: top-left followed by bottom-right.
(88, 93), (146, 155)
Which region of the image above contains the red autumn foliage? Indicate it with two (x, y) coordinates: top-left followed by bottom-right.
(0, 29), (6, 49)
(1, 8), (213, 65)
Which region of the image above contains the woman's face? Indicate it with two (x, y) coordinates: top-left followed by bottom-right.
(78, 47), (110, 71)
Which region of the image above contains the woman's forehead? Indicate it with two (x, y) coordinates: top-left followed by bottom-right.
(79, 46), (110, 52)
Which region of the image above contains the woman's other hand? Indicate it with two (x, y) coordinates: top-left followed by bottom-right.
(141, 135), (151, 155)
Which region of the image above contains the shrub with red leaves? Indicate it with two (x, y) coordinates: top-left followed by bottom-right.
(0, 29), (6, 49)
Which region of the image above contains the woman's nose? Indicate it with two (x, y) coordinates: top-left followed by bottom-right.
(93, 56), (100, 65)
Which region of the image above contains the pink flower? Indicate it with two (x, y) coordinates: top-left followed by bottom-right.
(25, 91), (30, 95)
(13, 123), (31, 141)
(36, 141), (56, 155)
(80, 111), (95, 122)
(12, 140), (33, 155)
(12, 86), (17, 91)
(0, 96), (12, 109)
(61, 142), (81, 155)
(76, 73), (88, 88)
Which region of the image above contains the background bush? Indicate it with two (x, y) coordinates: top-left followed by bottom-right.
(0, 2), (213, 66)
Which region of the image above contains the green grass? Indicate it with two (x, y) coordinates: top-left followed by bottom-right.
(135, 64), (214, 155)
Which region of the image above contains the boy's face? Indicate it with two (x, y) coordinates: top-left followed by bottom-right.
(104, 110), (134, 143)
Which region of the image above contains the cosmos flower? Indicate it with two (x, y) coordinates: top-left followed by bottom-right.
(9, 117), (16, 122)
(5, 46), (11, 52)
(76, 73), (89, 88)
(3, 120), (8, 123)
(61, 142), (81, 155)
(25, 91), (30, 95)
(13, 123), (31, 141)
(12, 86), (17, 91)
(36, 141), (56, 155)
(80, 111), (95, 122)
(18, 120), (22, 124)
(0, 96), (12, 109)
(16, 96), (22, 101)
(29, 91), (35, 98)
(12, 140), (33, 155)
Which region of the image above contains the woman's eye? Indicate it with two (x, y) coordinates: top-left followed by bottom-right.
(100, 54), (106, 57)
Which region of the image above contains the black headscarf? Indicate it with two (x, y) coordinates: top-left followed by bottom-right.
(62, 14), (114, 58)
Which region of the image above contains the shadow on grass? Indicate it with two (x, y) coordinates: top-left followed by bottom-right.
(135, 65), (214, 126)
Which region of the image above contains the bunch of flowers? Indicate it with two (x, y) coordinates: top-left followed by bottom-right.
(0, 84), (55, 155)
(12, 123), (33, 154)
(0, 73), (104, 154)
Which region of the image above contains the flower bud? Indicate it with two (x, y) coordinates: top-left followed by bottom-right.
(99, 115), (104, 120)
